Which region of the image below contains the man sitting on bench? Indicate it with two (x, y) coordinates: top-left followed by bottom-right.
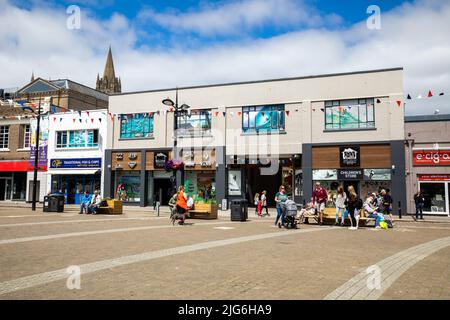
(88, 190), (102, 215)
(364, 193), (383, 228)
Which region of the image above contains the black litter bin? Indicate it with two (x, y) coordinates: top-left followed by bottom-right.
(43, 194), (65, 213)
(230, 199), (248, 221)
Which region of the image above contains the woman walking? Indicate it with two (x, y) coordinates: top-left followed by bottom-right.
(345, 186), (361, 230)
(261, 190), (269, 217)
(254, 193), (261, 217)
(335, 186), (347, 226)
(175, 186), (189, 225)
(274, 186), (288, 227)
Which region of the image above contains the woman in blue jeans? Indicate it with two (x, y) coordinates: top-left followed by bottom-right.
(274, 185), (288, 226)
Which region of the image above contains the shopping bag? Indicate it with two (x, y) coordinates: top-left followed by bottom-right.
(380, 221), (388, 230)
(343, 210), (349, 218)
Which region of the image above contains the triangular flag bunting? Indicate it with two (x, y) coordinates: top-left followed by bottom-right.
(222, 112), (226, 117)
(78, 110), (82, 117)
(73, 118), (76, 123)
(237, 112), (242, 116)
(261, 111), (265, 116)
(215, 112), (219, 117)
(285, 110), (290, 116)
(98, 118), (102, 123)
(79, 119), (82, 123)
(396, 100), (402, 107)
(87, 112), (90, 117)
(53, 117), (56, 122)
(428, 90), (433, 97)
(59, 118), (63, 122)
(439, 92), (444, 96)
(376, 99), (381, 104)
(407, 94), (412, 100)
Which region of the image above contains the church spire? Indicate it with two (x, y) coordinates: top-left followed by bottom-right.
(31, 71), (35, 82)
(103, 46), (116, 81)
(96, 46), (121, 94)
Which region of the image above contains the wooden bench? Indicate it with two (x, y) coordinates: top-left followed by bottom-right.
(186, 203), (218, 220)
(301, 208), (376, 227)
(96, 199), (123, 215)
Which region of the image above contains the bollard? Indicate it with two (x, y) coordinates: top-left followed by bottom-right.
(398, 201), (402, 219)
(156, 201), (160, 217)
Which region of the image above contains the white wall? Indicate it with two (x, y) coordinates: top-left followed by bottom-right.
(108, 68), (405, 154)
(46, 110), (108, 195)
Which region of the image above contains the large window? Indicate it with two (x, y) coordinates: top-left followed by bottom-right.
(325, 98), (375, 130)
(23, 125), (31, 148)
(177, 110), (211, 136)
(56, 129), (99, 149)
(120, 113), (154, 139)
(0, 126), (9, 149)
(242, 105), (285, 133)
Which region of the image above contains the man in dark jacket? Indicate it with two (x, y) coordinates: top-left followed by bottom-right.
(414, 191), (425, 220)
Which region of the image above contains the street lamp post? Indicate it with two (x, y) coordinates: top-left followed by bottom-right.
(162, 88), (190, 187)
(31, 97), (42, 211)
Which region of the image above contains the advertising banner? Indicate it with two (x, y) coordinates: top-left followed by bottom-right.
(29, 116), (49, 169)
(50, 158), (102, 169)
(413, 150), (450, 166)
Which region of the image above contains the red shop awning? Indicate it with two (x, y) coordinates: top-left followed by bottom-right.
(0, 161), (47, 172)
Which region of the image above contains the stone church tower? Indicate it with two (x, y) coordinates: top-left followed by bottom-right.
(96, 46), (121, 94)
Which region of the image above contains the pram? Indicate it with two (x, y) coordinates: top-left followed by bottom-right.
(278, 199), (299, 229)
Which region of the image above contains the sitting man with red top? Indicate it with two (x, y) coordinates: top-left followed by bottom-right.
(312, 182), (328, 225)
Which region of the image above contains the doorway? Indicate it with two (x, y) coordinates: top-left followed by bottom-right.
(0, 178), (12, 201)
(153, 178), (172, 205)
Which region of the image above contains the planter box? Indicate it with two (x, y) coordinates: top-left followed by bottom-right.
(189, 202), (218, 220)
(106, 199), (123, 214)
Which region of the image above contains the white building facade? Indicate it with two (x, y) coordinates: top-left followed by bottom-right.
(45, 110), (108, 204)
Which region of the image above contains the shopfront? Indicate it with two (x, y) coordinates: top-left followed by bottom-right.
(181, 148), (217, 204)
(48, 158), (102, 204)
(412, 149), (450, 216)
(303, 142), (406, 214)
(226, 155), (301, 206)
(0, 161), (32, 201)
(109, 149), (174, 206)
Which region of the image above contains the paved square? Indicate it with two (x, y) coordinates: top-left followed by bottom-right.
(0, 207), (449, 300)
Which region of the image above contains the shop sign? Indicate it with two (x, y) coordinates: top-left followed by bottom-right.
(228, 170), (242, 196)
(363, 169), (391, 181)
(338, 169), (363, 180)
(154, 152), (168, 169)
(50, 158), (101, 169)
(413, 150), (450, 166)
(418, 174), (450, 181)
(312, 169), (337, 181)
(340, 146), (360, 167)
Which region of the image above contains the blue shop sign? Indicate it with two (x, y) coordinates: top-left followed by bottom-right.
(50, 158), (102, 169)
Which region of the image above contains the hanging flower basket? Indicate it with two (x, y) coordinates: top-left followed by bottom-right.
(164, 159), (184, 172)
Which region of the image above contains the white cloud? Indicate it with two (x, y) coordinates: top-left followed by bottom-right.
(0, 0), (449, 115)
(138, 0), (342, 37)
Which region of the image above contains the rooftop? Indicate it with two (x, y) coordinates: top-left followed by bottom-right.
(405, 114), (450, 123)
(112, 67), (403, 96)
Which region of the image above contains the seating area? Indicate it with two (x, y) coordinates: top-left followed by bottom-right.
(301, 208), (376, 227)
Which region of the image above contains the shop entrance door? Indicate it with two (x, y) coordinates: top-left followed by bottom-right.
(0, 178), (12, 201)
(343, 181), (359, 197)
(154, 179), (172, 205)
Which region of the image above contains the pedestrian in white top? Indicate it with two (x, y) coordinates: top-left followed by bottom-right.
(335, 186), (347, 226)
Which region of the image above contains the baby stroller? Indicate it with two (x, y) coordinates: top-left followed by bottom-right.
(278, 199), (299, 229)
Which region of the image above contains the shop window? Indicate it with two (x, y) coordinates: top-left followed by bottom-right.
(115, 171), (141, 203)
(56, 129), (99, 149)
(325, 98), (375, 130)
(242, 105), (285, 133)
(420, 182), (448, 213)
(120, 113), (154, 139)
(23, 124), (31, 148)
(0, 125), (9, 149)
(177, 110), (211, 136)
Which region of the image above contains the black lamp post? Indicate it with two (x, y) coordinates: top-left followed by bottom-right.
(31, 96), (43, 211)
(162, 88), (190, 186)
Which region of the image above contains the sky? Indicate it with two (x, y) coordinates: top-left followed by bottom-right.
(1, 0), (449, 115)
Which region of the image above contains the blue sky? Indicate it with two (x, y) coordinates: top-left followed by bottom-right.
(2, 0), (450, 115)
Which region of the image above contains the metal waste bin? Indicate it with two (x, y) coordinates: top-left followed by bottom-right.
(230, 199), (248, 221)
(43, 194), (65, 213)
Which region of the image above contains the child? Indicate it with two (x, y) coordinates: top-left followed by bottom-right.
(298, 199), (315, 224)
